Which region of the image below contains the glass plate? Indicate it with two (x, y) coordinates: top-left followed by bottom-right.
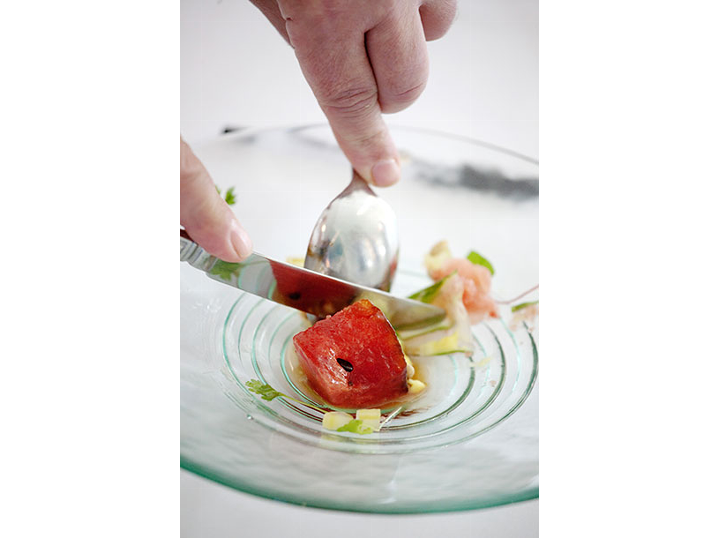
(181, 125), (539, 513)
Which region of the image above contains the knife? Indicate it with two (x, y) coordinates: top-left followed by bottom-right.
(180, 231), (445, 329)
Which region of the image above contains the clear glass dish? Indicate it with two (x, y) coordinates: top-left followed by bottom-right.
(181, 125), (539, 513)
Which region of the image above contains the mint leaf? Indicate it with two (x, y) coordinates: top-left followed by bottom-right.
(210, 260), (241, 281)
(246, 380), (286, 401)
(336, 419), (374, 435)
(511, 300), (539, 313)
(467, 251), (495, 275)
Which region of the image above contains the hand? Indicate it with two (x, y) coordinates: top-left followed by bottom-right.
(180, 137), (253, 262)
(250, 0), (457, 186)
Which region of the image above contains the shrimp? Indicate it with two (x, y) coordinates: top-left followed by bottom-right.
(425, 241), (498, 322)
(431, 258), (498, 322)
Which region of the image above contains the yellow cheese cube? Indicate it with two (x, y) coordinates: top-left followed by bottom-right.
(322, 411), (353, 431)
(356, 408), (381, 431)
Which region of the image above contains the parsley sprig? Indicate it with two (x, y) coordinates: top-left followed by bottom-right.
(209, 260), (241, 281)
(245, 380), (325, 413)
(337, 419), (374, 434)
(245, 379), (284, 401)
(215, 185), (237, 206)
(245, 380), (378, 434)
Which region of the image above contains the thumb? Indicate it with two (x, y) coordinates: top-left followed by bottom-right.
(180, 137), (253, 262)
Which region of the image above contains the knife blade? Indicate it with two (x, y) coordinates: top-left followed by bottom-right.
(180, 231), (445, 329)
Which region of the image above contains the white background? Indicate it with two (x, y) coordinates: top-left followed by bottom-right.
(181, 1), (538, 536)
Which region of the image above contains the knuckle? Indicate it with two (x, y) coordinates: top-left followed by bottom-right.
(320, 86), (379, 118)
(379, 80), (426, 113)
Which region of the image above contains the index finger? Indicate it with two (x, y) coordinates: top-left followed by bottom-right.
(284, 16), (401, 187)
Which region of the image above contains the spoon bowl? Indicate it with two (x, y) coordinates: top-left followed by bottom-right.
(304, 170), (399, 291)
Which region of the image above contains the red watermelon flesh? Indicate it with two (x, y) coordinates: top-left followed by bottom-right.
(292, 299), (408, 409)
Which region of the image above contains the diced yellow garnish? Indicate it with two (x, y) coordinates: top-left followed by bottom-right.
(356, 409), (381, 431)
(408, 378), (426, 394)
(285, 256), (305, 267)
(404, 353), (416, 379)
(322, 411), (353, 431)
(424, 240), (452, 274)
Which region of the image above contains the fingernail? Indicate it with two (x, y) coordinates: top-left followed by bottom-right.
(230, 220), (253, 260)
(371, 159), (401, 187)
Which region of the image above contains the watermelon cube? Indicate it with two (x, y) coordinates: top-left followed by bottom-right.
(292, 299), (408, 409)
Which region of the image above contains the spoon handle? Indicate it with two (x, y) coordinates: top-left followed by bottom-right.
(339, 169), (375, 197)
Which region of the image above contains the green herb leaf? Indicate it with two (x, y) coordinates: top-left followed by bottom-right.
(245, 379), (326, 413)
(511, 300), (539, 313)
(210, 260), (241, 281)
(224, 186), (236, 206)
(336, 419), (374, 435)
(215, 185), (236, 206)
(467, 251), (495, 275)
(408, 274), (451, 304)
(246, 380), (286, 401)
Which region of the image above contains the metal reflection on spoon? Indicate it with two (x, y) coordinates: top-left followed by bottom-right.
(305, 169), (399, 292)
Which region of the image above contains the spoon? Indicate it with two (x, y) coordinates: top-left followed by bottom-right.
(304, 169), (399, 292)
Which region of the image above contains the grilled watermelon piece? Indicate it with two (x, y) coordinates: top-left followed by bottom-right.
(292, 299), (408, 409)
